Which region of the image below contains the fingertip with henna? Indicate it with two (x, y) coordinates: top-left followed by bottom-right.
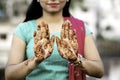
(38, 25), (41, 30)
(56, 37), (60, 43)
(33, 31), (37, 37)
(51, 35), (55, 42)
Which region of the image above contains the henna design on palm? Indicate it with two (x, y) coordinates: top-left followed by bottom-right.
(34, 21), (55, 62)
(56, 20), (78, 62)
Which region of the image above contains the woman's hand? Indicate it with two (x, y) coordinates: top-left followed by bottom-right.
(56, 20), (78, 62)
(34, 21), (55, 63)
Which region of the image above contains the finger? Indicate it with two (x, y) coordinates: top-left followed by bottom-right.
(68, 22), (73, 40)
(33, 30), (37, 37)
(68, 20), (72, 30)
(38, 25), (41, 30)
(56, 36), (61, 47)
(65, 20), (70, 28)
(44, 23), (49, 39)
(50, 35), (55, 47)
(64, 29), (68, 39)
(46, 24), (50, 40)
(73, 29), (77, 42)
(41, 21), (47, 38)
(69, 30), (73, 40)
(64, 21), (69, 39)
(33, 31), (38, 44)
(61, 23), (65, 39)
(66, 20), (71, 30)
(56, 37), (64, 56)
(61, 28), (64, 39)
(69, 20), (72, 28)
(57, 45), (67, 59)
(37, 25), (42, 40)
(41, 21), (46, 27)
(58, 47), (64, 58)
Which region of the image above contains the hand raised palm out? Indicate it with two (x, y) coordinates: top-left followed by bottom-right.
(56, 20), (78, 62)
(34, 21), (55, 62)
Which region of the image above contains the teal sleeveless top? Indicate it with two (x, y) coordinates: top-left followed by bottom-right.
(14, 20), (91, 80)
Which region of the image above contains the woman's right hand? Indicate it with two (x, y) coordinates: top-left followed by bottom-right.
(56, 20), (78, 62)
(33, 21), (55, 63)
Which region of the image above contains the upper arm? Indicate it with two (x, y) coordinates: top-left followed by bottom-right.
(84, 34), (101, 61)
(7, 34), (26, 65)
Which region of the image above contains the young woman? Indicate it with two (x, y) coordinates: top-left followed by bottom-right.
(5, 0), (104, 80)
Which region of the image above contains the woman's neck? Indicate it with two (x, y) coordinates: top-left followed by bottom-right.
(41, 11), (64, 24)
(36, 11), (65, 33)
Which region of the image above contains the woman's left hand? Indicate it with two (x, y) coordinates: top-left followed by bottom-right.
(56, 20), (78, 62)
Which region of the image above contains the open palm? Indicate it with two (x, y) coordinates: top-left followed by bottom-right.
(56, 20), (78, 62)
(34, 21), (55, 62)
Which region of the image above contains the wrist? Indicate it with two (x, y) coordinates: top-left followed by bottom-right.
(23, 57), (38, 74)
(74, 54), (83, 66)
(34, 56), (44, 64)
(27, 57), (39, 70)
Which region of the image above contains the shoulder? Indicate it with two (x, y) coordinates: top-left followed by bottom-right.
(15, 20), (36, 35)
(14, 20), (36, 42)
(17, 20), (35, 29)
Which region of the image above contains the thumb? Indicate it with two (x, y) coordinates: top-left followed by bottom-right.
(50, 35), (55, 46)
(56, 36), (62, 47)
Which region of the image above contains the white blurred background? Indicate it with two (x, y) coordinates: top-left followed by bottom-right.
(0, 0), (120, 80)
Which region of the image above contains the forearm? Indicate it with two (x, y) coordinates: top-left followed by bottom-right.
(80, 59), (104, 78)
(5, 57), (39, 80)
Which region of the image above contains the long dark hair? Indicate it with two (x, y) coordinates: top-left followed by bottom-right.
(24, 0), (71, 22)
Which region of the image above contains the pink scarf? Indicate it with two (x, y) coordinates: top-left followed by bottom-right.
(64, 17), (86, 80)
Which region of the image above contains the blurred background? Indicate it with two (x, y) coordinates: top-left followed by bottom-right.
(0, 0), (120, 80)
